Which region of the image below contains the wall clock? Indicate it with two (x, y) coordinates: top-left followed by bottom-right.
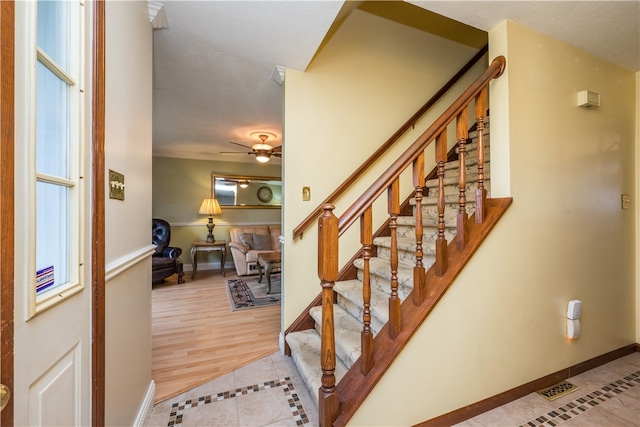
(257, 186), (273, 203)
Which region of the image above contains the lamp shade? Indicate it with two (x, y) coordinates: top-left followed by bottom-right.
(198, 198), (222, 216)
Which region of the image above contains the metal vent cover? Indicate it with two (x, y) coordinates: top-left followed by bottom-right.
(537, 381), (580, 401)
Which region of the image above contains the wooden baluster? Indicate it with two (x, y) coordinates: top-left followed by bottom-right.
(317, 204), (339, 427)
(360, 207), (373, 375)
(388, 179), (401, 338)
(475, 88), (487, 224)
(412, 154), (426, 305)
(434, 129), (448, 276)
(456, 109), (469, 250)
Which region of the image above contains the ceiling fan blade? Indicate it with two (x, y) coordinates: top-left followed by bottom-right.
(272, 152), (282, 158)
(272, 146), (282, 153)
(227, 140), (252, 149)
(219, 151), (252, 155)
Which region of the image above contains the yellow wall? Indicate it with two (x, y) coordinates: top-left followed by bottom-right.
(152, 157), (281, 270)
(104, 1), (154, 425)
(350, 20), (637, 426)
(282, 8), (487, 328)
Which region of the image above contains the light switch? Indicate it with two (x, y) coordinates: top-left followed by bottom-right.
(302, 186), (311, 201)
(109, 169), (125, 201)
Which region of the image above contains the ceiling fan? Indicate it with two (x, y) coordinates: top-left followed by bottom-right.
(220, 132), (282, 163)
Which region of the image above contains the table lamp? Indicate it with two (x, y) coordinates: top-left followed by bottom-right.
(198, 198), (222, 242)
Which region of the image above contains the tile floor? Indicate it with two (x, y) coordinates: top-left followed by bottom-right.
(455, 352), (640, 427)
(146, 352), (639, 427)
(146, 351), (318, 427)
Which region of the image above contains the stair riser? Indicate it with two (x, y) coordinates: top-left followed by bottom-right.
(373, 231), (456, 254)
(376, 246), (436, 269)
(425, 171), (491, 188)
(356, 269), (412, 300)
(460, 134), (490, 151)
(336, 294), (386, 335)
(396, 225), (456, 240)
(415, 203), (476, 218)
(427, 181), (490, 198)
(443, 155), (486, 171)
(309, 305), (364, 369)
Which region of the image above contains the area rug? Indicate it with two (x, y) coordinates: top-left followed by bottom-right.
(226, 274), (281, 311)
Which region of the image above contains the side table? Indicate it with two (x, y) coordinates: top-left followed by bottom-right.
(257, 252), (281, 294)
(190, 240), (226, 279)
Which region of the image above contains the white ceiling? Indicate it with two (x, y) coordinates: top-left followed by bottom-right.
(152, 1), (640, 163)
(151, 0), (345, 163)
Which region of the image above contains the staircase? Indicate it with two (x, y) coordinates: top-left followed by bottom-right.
(286, 121), (491, 410)
(285, 55), (510, 426)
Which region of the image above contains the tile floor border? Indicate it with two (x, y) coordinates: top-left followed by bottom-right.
(166, 376), (310, 427)
(518, 370), (640, 427)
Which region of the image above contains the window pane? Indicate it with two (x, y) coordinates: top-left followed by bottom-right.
(36, 181), (70, 295)
(37, 0), (69, 70)
(36, 60), (69, 178)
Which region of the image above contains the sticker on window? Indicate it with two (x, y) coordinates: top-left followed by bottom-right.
(36, 266), (55, 294)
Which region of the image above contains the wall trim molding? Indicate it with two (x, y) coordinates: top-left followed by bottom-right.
(133, 380), (156, 427)
(416, 344), (639, 427)
(105, 244), (156, 282)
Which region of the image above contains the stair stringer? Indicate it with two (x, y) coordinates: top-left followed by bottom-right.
(332, 197), (512, 427)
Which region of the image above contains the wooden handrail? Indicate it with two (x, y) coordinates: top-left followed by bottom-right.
(337, 55), (505, 235)
(292, 44), (489, 240)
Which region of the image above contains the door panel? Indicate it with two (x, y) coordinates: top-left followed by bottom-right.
(28, 345), (81, 425)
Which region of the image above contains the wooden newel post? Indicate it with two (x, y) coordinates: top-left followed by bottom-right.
(318, 204), (339, 427)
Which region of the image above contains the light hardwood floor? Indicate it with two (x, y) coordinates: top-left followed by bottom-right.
(152, 269), (281, 403)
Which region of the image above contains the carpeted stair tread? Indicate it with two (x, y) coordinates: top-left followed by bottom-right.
(353, 257), (414, 300)
(425, 171), (490, 188)
(373, 235), (451, 257)
(396, 221), (457, 241)
(460, 135), (490, 152)
(397, 214), (460, 229)
(309, 304), (364, 369)
(334, 280), (389, 334)
(285, 330), (348, 405)
(420, 191), (478, 206)
(443, 154), (482, 170)
(373, 237), (437, 267)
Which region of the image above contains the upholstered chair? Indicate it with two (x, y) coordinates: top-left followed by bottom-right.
(152, 218), (185, 284)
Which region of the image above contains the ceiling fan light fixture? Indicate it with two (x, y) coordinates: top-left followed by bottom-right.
(252, 143), (273, 151)
(255, 151), (271, 163)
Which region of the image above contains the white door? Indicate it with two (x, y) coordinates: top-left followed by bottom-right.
(12, 1), (93, 424)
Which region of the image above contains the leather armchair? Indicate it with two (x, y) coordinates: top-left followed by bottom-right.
(152, 218), (185, 284)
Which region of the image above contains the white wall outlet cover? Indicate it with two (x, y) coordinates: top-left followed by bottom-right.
(567, 300), (582, 320)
